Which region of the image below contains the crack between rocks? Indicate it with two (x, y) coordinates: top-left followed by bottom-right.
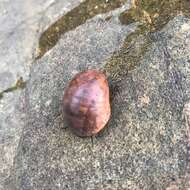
(0, 77), (26, 100)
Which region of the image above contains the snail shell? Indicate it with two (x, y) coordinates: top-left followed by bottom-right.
(63, 70), (111, 137)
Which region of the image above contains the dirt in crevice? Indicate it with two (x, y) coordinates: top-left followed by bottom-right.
(37, 0), (190, 83)
(103, 0), (190, 83)
(0, 77), (26, 100)
(119, 0), (190, 31)
(36, 0), (127, 59)
(103, 26), (152, 83)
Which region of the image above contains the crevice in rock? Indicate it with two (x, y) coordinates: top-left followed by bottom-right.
(0, 77), (26, 100)
(36, 0), (127, 59)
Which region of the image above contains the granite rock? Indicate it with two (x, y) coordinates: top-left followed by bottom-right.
(0, 0), (82, 189)
(8, 15), (190, 190)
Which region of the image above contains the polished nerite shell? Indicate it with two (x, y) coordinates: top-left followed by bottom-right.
(63, 70), (110, 137)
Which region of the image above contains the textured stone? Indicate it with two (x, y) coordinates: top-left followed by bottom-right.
(7, 15), (190, 190)
(0, 0), (82, 189)
(6, 5), (135, 189)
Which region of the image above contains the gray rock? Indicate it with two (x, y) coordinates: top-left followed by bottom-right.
(0, 0), (82, 189)
(0, 0), (82, 91)
(9, 15), (190, 190)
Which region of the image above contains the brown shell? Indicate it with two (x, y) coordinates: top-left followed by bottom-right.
(63, 70), (111, 137)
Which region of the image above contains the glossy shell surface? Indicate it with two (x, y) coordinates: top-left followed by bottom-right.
(63, 70), (110, 137)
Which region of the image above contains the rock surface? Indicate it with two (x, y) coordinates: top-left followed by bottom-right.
(0, 0), (82, 189)
(1, 0), (190, 189)
(7, 14), (190, 190)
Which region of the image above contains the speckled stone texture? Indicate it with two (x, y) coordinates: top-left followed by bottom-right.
(6, 15), (190, 190)
(0, 1), (82, 189)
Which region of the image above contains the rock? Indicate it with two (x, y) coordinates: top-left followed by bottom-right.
(8, 14), (190, 190)
(0, 91), (24, 190)
(0, 0), (82, 189)
(5, 5), (135, 189)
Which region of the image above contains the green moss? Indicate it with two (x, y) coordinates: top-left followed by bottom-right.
(0, 93), (3, 99)
(36, 0), (127, 59)
(119, 0), (190, 31)
(0, 77), (26, 100)
(103, 25), (152, 82)
(36, 0), (190, 83)
(104, 0), (190, 82)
